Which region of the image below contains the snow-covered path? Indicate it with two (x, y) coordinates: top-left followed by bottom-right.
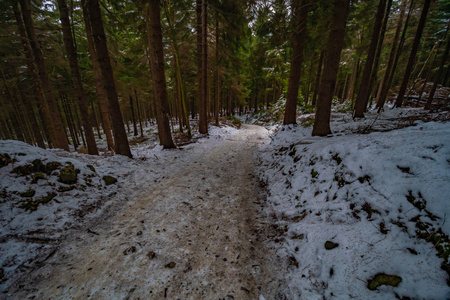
(10, 125), (286, 299)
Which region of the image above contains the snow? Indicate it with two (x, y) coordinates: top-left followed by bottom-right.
(1, 107), (449, 299)
(259, 108), (450, 299)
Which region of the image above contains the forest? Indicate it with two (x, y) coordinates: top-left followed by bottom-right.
(0, 0), (449, 299)
(0, 0), (448, 152)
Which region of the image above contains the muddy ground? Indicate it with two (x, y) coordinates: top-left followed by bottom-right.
(8, 125), (287, 299)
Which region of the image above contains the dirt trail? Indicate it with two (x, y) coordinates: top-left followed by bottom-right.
(10, 125), (286, 299)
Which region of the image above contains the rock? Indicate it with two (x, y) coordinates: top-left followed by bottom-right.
(103, 175), (117, 185)
(44, 161), (62, 174)
(147, 251), (156, 259)
(165, 262), (176, 268)
(58, 164), (77, 184)
(86, 164), (96, 172)
(58, 185), (75, 192)
(123, 246), (137, 255)
(325, 241), (339, 250)
(31, 172), (46, 184)
(367, 273), (402, 290)
(40, 193), (57, 204)
(0, 153), (15, 168)
(19, 189), (35, 198)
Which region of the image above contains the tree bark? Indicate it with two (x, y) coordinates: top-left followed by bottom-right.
(162, 1), (191, 138)
(81, 0), (114, 151)
(347, 58), (359, 102)
(146, 0), (175, 148)
(376, 0), (407, 111)
(83, 0), (132, 157)
(129, 93), (138, 137)
(17, 79), (45, 148)
(284, 0), (309, 125)
(353, 0), (387, 118)
(312, 50), (324, 107)
(19, 0), (69, 151)
(312, 0), (350, 136)
(198, 0), (208, 134)
(425, 36), (450, 109)
(395, 0), (431, 107)
(215, 12), (220, 126)
(368, 0), (393, 105)
(135, 89), (144, 137)
(13, 3), (47, 148)
(58, 0), (98, 155)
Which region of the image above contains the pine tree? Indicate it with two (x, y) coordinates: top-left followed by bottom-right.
(19, 0), (69, 151)
(284, 0), (310, 125)
(83, 0), (132, 157)
(353, 0), (387, 118)
(57, 0), (98, 155)
(395, 0), (431, 107)
(312, 0), (350, 136)
(146, 0), (175, 149)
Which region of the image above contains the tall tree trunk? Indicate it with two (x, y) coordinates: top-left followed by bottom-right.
(354, 0), (387, 118)
(162, 1), (191, 138)
(376, 0), (407, 111)
(13, 3), (47, 148)
(90, 100), (101, 139)
(214, 12), (220, 126)
(305, 63), (313, 105)
(198, 0), (208, 134)
(425, 37), (450, 109)
(196, 0), (202, 122)
(283, 0), (309, 125)
(1, 70), (28, 143)
(83, 0), (132, 157)
(312, 50), (324, 107)
(19, 0), (69, 151)
(368, 0), (393, 105)
(312, 0), (350, 136)
(61, 94), (78, 149)
(347, 59), (359, 102)
(58, 0), (98, 155)
(129, 93), (138, 137)
(395, 0), (431, 107)
(146, 0), (175, 148)
(135, 89), (144, 137)
(81, 0), (114, 151)
(17, 79), (45, 148)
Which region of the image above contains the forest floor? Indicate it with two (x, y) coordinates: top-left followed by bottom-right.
(1, 107), (450, 299)
(3, 125), (287, 299)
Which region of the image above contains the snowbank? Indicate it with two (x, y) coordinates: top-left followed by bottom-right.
(259, 110), (450, 299)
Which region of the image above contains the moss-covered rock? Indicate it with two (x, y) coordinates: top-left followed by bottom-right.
(58, 164), (77, 184)
(45, 161), (62, 174)
(58, 185), (75, 192)
(20, 192), (57, 211)
(12, 159), (62, 177)
(0, 153), (15, 168)
(103, 175), (117, 185)
(40, 192), (57, 204)
(367, 273), (402, 290)
(86, 164), (96, 173)
(19, 189), (36, 197)
(325, 241), (339, 250)
(31, 172), (46, 184)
